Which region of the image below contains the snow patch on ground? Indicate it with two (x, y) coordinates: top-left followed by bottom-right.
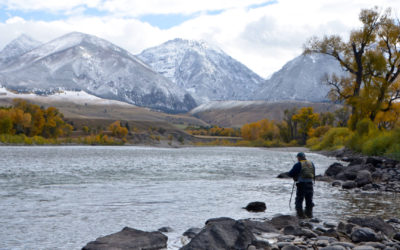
(0, 86), (133, 106)
(190, 100), (267, 113)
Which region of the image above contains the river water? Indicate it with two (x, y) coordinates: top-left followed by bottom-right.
(0, 146), (398, 250)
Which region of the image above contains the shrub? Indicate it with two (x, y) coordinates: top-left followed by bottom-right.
(361, 132), (394, 156)
(308, 127), (352, 151)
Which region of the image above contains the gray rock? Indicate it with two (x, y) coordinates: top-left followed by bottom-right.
(355, 170), (372, 187)
(343, 164), (365, 180)
(366, 157), (383, 166)
(244, 201), (267, 212)
(180, 217), (255, 250)
(342, 181), (357, 189)
(283, 226), (317, 238)
(270, 215), (299, 230)
(351, 227), (380, 243)
(317, 236), (338, 243)
(281, 245), (301, 250)
(348, 216), (396, 237)
(240, 219), (279, 234)
(82, 227), (168, 250)
(183, 228), (202, 239)
(247, 245), (257, 250)
(316, 239), (329, 247)
(325, 163), (345, 177)
(323, 222), (337, 228)
(320, 246), (345, 250)
(353, 245), (375, 250)
(362, 184), (374, 191)
(316, 226), (328, 233)
(277, 235), (296, 242)
(332, 181), (342, 187)
(309, 218), (322, 223)
(158, 226), (173, 233)
(338, 221), (356, 235)
(299, 221), (313, 229)
(277, 242), (292, 248)
(387, 218), (400, 224)
(331, 242), (356, 248)
(364, 242), (386, 249)
(394, 232), (400, 241)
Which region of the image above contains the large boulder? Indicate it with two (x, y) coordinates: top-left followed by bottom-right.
(325, 163), (345, 177)
(366, 157), (383, 166)
(348, 216), (396, 237)
(240, 219), (279, 234)
(355, 170), (372, 187)
(351, 227), (380, 243)
(270, 215), (299, 230)
(82, 227), (168, 250)
(342, 165), (364, 180)
(180, 217), (256, 250)
(342, 181), (357, 189)
(243, 201), (267, 212)
(183, 228), (202, 239)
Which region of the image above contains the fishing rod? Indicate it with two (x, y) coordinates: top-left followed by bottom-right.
(286, 149), (296, 210)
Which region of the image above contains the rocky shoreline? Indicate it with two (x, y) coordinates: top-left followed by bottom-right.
(82, 214), (400, 249)
(319, 148), (400, 193)
(82, 148), (400, 249)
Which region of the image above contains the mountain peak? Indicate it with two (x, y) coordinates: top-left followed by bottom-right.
(0, 34), (42, 65)
(138, 38), (263, 104)
(254, 53), (346, 102)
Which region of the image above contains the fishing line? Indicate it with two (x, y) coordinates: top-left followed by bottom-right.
(285, 149), (296, 210)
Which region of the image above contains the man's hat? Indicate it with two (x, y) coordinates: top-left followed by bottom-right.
(297, 152), (306, 158)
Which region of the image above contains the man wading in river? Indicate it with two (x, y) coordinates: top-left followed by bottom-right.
(287, 152), (316, 219)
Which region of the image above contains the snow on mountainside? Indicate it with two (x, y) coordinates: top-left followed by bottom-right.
(137, 38), (264, 104)
(0, 87), (132, 106)
(0, 34), (42, 66)
(254, 53), (346, 102)
(0, 32), (196, 113)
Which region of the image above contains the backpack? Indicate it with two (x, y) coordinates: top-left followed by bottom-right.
(300, 160), (315, 179)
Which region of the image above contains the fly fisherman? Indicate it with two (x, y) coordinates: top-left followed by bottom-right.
(287, 152), (316, 218)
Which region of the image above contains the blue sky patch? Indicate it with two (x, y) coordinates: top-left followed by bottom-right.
(248, 0), (278, 10)
(0, 8), (67, 22)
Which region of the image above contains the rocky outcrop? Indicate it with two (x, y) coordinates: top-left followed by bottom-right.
(82, 214), (400, 249)
(180, 215), (400, 249)
(323, 153), (400, 192)
(180, 217), (258, 250)
(82, 227), (167, 250)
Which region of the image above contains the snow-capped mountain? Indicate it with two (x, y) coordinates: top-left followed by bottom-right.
(0, 32), (196, 113)
(0, 34), (42, 66)
(137, 38), (264, 104)
(254, 53), (345, 102)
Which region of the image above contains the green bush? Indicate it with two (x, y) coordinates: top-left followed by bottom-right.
(361, 132), (394, 156)
(308, 127), (352, 151)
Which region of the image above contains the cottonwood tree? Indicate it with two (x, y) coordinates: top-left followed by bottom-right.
(304, 7), (400, 129)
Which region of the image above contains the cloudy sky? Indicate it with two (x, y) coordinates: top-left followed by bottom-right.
(0, 0), (399, 78)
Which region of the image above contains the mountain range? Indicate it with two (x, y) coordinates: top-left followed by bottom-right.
(0, 32), (196, 113)
(0, 32), (346, 113)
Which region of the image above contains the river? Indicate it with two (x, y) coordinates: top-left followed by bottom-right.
(0, 146), (398, 249)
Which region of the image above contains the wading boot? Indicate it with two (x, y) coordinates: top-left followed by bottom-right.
(296, 208), (305, 219)
(305, 207), (313, 218)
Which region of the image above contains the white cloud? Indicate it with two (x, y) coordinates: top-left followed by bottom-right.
(1, 0), (400, 78)
(0, 0), (101, 12)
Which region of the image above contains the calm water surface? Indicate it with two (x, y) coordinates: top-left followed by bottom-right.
(0, 146), (398, 249)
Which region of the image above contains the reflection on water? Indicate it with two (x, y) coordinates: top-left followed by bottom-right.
(0, 146), (398, 250)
